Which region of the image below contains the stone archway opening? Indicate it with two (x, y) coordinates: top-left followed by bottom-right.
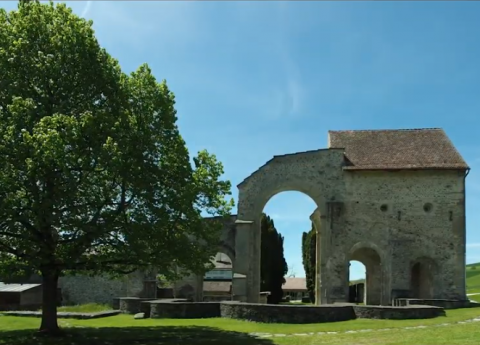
(349, 247), (382, 305)
(261, 191), (318, 304)
(348, 260), (366, 304)
(234, 149), (345, 304)
(410, 258), (436, 299)
(202, 251), (234, 302)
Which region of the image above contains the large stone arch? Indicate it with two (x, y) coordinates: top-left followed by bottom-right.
(234, 149), (346, 303)
(410, 256), (438, 299)
(347, 242), (386, 305)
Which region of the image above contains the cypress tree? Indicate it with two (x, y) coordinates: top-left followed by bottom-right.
(260, 213), (288, 304)
(301, 222), (317, 303)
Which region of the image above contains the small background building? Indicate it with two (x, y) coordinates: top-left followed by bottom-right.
(282, 278), (308, 301)
(203, 252), (233, 301)
(0, 283), (43, 311)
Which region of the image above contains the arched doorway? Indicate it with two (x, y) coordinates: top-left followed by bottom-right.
(348, 260), (366, 304)
(349, 244), (383, 305)
(262, 192), (318, 304)
(410, 257), (436, 299)
(234, 149), (346, 303)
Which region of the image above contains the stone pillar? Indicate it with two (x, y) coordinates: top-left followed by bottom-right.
(311, 205), (333, 305)
(234, 220), (259, 303)
(366, 262), (382, 305)
(311, 209), (322, 305)
(232, 273), (247, 302)
(322, 202), (348, 304)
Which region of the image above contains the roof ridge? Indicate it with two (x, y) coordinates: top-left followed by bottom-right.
(329, 128), (443, 133)
(328, 128), (469, 171)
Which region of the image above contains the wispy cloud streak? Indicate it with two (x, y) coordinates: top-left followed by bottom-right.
(81, 1), (92, 18)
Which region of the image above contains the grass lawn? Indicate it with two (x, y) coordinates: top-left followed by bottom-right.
(470, 295), (480, 303)
(37, 303), (112, 313)
(466, 262), (480, 293)
(1, 308), (479, 345)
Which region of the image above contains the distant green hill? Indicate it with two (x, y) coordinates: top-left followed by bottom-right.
(466, 262), (480, 293)
(349, 262), (480, 293)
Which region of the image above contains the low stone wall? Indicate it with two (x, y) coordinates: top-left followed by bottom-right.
(118, 297), (157, 314)
(220, 302), (356, 324)
(149, 299), (220, 319)
(394, 298), (471, 310)
(117, 297), (448, 324)
(354, 305), (445, 320)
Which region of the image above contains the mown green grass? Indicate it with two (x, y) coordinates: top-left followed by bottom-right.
(470, 294), (480, 303)
(37, 303), (112, 313)
(2, 308), (480, 334)
(466, 262), (480, 292)
(272, 322), (480, 345)
(1, 308), (479, 345)
(0, 263), (478, 345)
(57, 303), (111, 313)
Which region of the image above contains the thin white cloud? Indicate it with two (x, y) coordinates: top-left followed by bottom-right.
(276, 3), (306, 118)
(467, 243), (480, 248)
(81, 1), (92, 18)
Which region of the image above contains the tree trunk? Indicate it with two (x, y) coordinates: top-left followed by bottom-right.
(39, 271), (60, 334)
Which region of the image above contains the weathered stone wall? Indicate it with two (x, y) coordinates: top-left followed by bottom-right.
(395, 298), (471, 309)
(339, 170), (466, 302)
(151, 301), (220, 319)
(221, 302), (356, 323)
(353, 305), (445, 319)
(233, 148), (467, 305)
(58, 271), (145, 306)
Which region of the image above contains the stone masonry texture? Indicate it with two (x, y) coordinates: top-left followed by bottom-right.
(231, 128), (469, 305)
(49, 128), (469, 309)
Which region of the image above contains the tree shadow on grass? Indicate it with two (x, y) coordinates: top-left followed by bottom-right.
(0, 326), (276, 345)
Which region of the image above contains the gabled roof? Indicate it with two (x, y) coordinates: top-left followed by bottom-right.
(328, 128), (469, 171)
(283, 277), (307, 291)
(0, 283), (41, 292)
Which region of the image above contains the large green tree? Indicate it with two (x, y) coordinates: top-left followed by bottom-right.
(260, 213), (288, 304)
(301, 223), (316, 303)
(0, 1), (233, 334)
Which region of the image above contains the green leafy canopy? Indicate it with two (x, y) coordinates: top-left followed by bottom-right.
(0, 0), (234, 283)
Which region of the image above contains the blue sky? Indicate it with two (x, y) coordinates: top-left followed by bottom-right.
(5, 1), (480, 280)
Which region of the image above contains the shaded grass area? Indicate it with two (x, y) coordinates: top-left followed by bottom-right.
(0, 326), (274, 345)
(1, 307), (480, 345)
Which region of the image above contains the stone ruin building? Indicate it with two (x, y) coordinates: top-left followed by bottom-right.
(11, 128), (467, 308)
(176, 128), (470, 306)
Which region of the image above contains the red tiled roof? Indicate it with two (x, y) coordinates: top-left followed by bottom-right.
(328, 128), (469, 171)
(283, 278), (307, 291)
